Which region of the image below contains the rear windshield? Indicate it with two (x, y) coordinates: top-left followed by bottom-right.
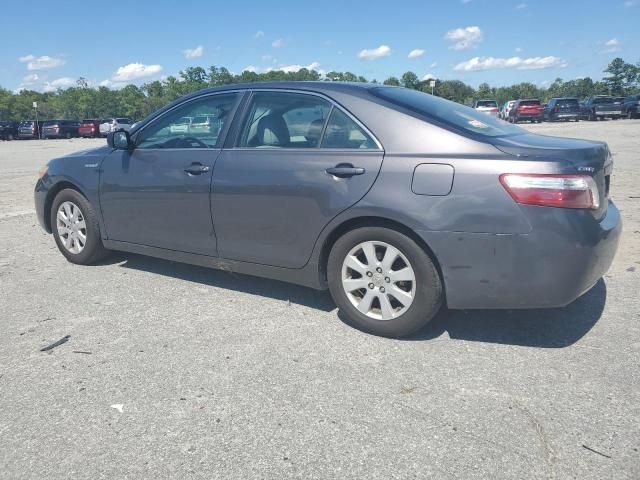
(592, 97), (612, 104)
(612, 97), (624, 103)
(556, 98), (579, 106)
(43, 120), (59, 126)
(476, 100), (497, 108)
(519, 100), (541, 106)
(371, 87), (524, 138)
(116, 118), (131, 124)
(20, 121), (35, 126)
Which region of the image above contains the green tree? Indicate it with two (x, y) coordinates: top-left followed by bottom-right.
(383, 77), (400, 86)
(401, 71), (419, 90)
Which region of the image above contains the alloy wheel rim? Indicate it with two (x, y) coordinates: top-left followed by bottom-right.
(56, 201), (87, 254)
(341, 240), (416, 321)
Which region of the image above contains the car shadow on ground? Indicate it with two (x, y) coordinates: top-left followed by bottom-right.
(107, 253), (606, 348)
(406, 279), (607, 347)
(108, 253), (336, 312)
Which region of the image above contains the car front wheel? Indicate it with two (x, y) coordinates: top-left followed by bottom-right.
(51, 189), (110, 264)
(328, 227), (443, 337)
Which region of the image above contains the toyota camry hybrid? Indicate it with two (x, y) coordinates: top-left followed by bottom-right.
(34, 82), (621, 337)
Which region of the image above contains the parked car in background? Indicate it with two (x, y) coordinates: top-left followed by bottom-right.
(35, 82), (620, 338)
(42, 120), (80, 139)
(580, 96), (624, 121)
(499, 101), (515, 120)
(0, 120), (19, 140)
(190, 114), (223, 136)
(169, 116), (193, 134)
(79, 119), (103, 138)
(622, 95), (640, 119)
(99, 118), (133, 136)
(18, 120), (43, 139)
(543, 98), (581, 122)
(472, 100), (499, 117)
(508, 99), (543, 123)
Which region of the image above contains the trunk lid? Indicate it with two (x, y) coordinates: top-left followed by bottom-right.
(491, 133), (611, 219)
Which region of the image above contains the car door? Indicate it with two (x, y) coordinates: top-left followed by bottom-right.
(99, 92), (241, 256)
(211, 90), (384, 269)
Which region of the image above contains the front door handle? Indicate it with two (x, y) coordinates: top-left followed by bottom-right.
(326, 163), (365, 178)
(184, 163), (210, 175)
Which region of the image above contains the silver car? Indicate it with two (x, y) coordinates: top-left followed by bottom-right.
(35, 83), (621, 337)
(99, 118), (133, 137)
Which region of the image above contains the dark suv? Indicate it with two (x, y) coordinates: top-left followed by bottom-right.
(18, 120), (44, 139)
(543, 98), (580, 122)
(42, 120), (81, 139)
(622, 95), (640, 119)
(0, 120), (20, 140)
(508, 99), (543, 123)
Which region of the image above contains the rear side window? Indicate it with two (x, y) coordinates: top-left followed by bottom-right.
(321, 108), (377, 149)
(239, 92), (331, 148)
(372, 87), (524, 138)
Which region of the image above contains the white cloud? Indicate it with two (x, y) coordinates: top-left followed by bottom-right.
(23, 73), (39, 83)
(254, 30), (265, 38)
(430, 61), (438, 68)
(244, 62), (322, 74)
(453, 56), (567, 71)
(112, 63), (163, 81)
(43, 77), (76, 92)
(422, 73), (436, 80)
(18, 54), (66, 71)
(183, 45), (204, 59)
(623, 1), (636, 6)
(444, 26), (483, 50)
(408, 49), (425, 59)
(358, 45), (391, 60)
(516, 2), (527, 9)
(515, 47), (523, 53)
(601, 38), (621, 53)
(272, 38), (285, 48)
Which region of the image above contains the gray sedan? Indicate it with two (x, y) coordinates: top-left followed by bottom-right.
(34, 82), (621, 337)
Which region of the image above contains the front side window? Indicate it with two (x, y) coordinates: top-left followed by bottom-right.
(136, 93), (238, 149)
(321, 108), (377, 149)
(239, 92), (330, 148)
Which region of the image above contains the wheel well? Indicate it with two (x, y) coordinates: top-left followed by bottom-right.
(43, 181), (85, 232)
(318, 216), (444, 286)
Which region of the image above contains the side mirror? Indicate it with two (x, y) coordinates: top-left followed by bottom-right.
(107, 130), (132, 149)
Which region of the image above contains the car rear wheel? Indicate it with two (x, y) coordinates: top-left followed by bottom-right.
(328, 227), (443, 338)
(51, 189), (110, 265)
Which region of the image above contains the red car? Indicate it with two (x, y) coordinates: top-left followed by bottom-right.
(508, 99), (544, 123)
(78, 119), (103, 138)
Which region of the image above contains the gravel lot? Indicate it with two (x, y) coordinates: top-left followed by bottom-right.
(1, 121), (639, 479)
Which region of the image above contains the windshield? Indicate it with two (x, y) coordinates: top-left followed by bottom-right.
(476, 100), (497, 108)
(592, 97), (612, 104)
(371, 87), (524, 137)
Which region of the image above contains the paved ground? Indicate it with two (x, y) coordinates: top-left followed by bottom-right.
(1, 121), (638, 479)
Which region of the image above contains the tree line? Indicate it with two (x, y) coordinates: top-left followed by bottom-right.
(0, 57), (637, 122)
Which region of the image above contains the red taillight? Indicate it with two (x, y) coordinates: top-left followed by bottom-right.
(490, 107), (499, 112)
(500, 174), (600, 210)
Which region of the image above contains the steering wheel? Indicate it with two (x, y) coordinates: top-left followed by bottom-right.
(175, 136), (208, 148)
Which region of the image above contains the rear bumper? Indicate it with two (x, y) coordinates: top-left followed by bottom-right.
(549, 112), (579, 120)
(420, 201), (621, 309)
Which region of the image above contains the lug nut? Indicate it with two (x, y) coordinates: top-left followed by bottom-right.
(385, 277), (390, 283)
(379, 287), (386, 293)
(368, 283), (374, 289)
(366, 271), (373, 277)
(376, 267), (382, 273)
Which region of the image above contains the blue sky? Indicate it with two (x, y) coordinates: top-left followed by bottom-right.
(1, 0), (638, 92)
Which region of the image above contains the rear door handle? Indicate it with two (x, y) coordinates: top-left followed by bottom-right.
(184, 163), (210, 175)
(326, 164), (365, 178)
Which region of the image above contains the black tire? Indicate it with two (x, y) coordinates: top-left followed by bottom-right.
(6, 133), (13, 141)
(327, 226), (443, 338)
(65, 131), (72, 139)
(50, 188), (110, 265)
